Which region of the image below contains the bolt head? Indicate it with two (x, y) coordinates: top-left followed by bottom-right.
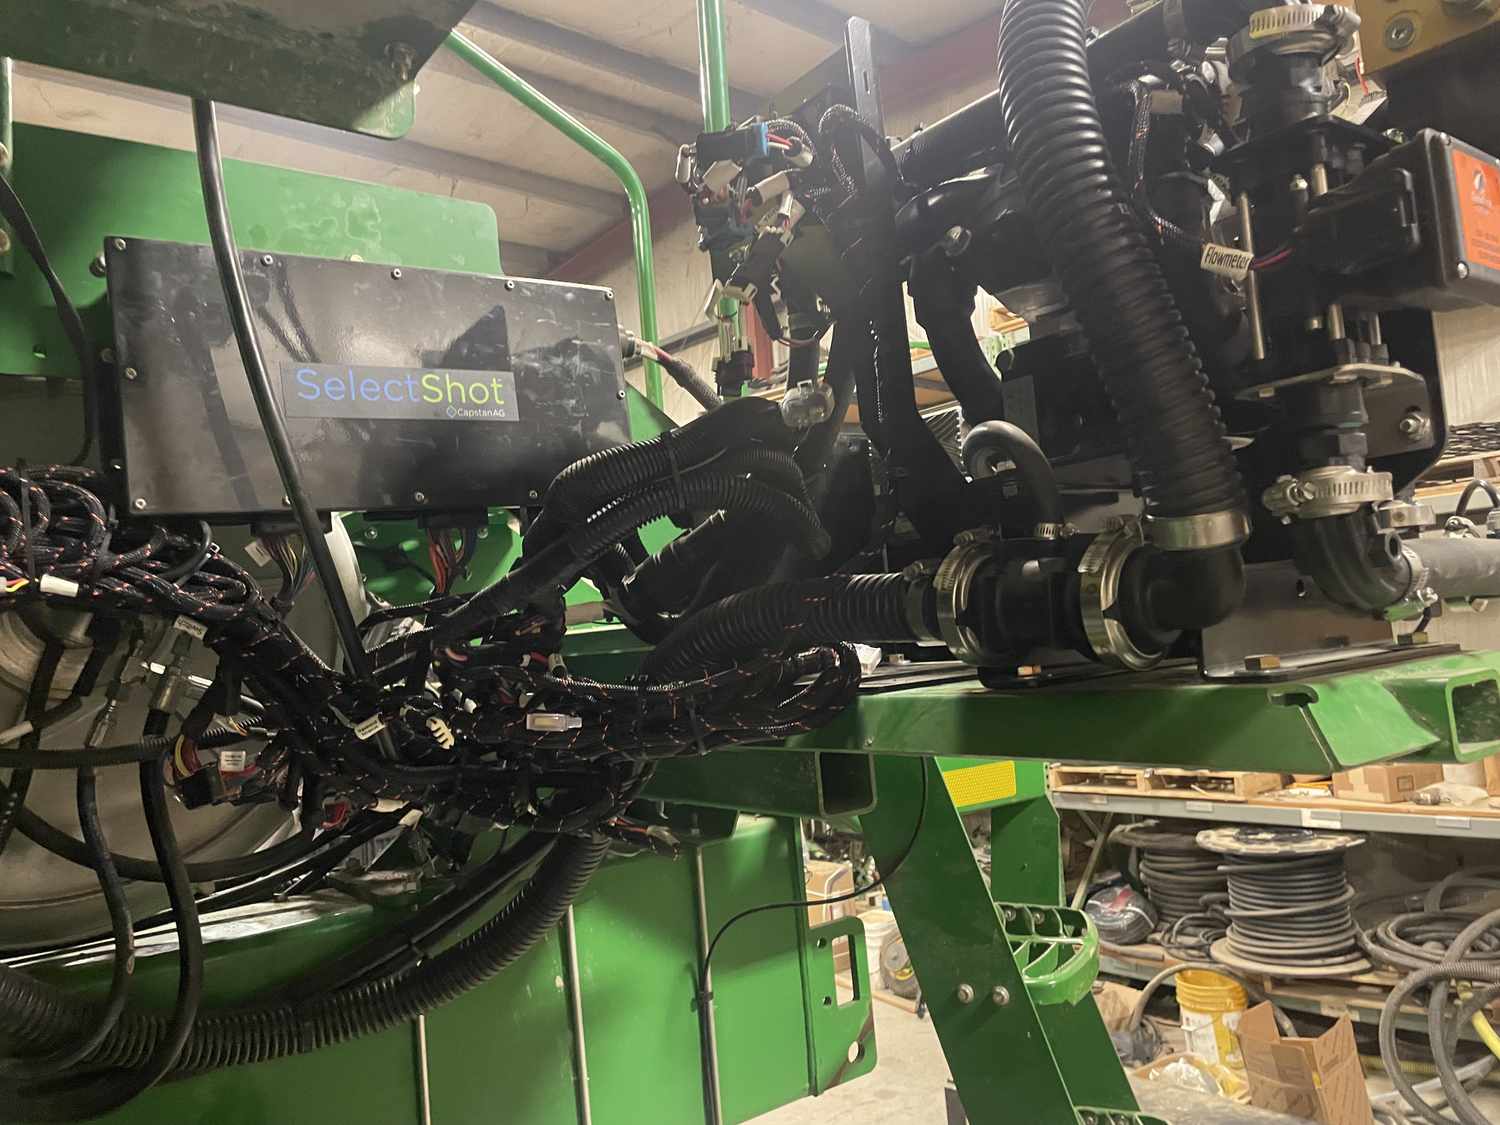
(363, 526), (379, 541)
(954, 983), (975, 1004)
(112, 238), (127, 252)
(616, 389), (626, 400)
(505, 279), (517, 291)
(604, 289), (614, 301)
(1385, 15), (1416, 48)
(413, 491), (427, 504)
(89, 253), (108, 277)
(1458, 261), (1471, 280)
(132, 497), (147, 511)
(1473, 598), (1491, 614)
(992, 986), (1011, 1006)
(123, 367), (139, 381)
(0, 229), (12, 255)
(261, 254), (274, 266)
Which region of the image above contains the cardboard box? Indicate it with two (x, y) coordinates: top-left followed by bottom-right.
(804, 860), (854, 926)
(1331, 762), (1444, 803)
(1239, 1004), (1373, 1125)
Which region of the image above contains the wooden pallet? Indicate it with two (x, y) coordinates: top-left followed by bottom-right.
(1047, 765), (1287, 802)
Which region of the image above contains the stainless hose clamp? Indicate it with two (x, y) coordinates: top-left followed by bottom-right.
(932, 530), (1005, 665)
(1143, 509), (1250, 551)
(1077, 517), (1166, 671)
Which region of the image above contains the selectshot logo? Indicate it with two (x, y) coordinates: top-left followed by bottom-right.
(284, 363), (519, 423)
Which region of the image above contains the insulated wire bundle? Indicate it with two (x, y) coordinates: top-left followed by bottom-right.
(1217, 850), (1363, 972)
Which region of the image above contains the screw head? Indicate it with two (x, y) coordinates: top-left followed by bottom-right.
(616, 389), (626, 400)
(99, 347), (115, 364)
(132, 497), (147, 511)
(528, 489), (539, 501)
(107, 459), (124, 471)
(1458, 261), (1471, 280)
(260, 254), (274, 266)
(992, 986), (1011, 1006)
(363, 526), (379, 541)
(391, 267), (403, 280)
(505, 279), (517, 291)
(412, 491), (427, 504)
(1385, 15), (1416, 49)
(603, 289), (614, 301)
(89, 252), (108, 277)
(123, 367), (139, 380)
(954, 983), (975, 1004)
(112, 238), (127, 252)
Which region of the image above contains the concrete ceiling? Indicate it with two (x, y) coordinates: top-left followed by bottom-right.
(12, 1), (1004, 276)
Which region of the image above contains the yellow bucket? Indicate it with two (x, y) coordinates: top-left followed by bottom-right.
(1176, 970), (1248, 1070)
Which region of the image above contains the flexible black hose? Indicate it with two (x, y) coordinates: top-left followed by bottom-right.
(1425, 907), (1500, 1125)
(1381, 958), (1500, 1125)
(0, 768), (133, 1082)
(0, 835), (605, 1077)
(995, 0), (1243, 522)
(0, 634), (64, 861)
(1456, 479), (1499, 521)
(1216, 851), (1363, 971)
(643, 574), (920, 680)
(191, 100), (376, 691)
(961, 421), (1063, 525)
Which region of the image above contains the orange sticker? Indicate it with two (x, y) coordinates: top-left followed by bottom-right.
(1454, 147), (1500, 275)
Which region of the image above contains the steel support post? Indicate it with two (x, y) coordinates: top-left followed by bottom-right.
(861, 756), (1140, 1123)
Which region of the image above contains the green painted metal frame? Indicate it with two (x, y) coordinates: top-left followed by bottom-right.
(444, 31), (664, 409)
(695, 0), (745, 379)
(646, 749), (877, 819)
(861, 757), (1137, 1123)
(775, 652), (1500, 771)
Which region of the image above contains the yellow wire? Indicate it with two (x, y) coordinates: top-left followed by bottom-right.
(1473, 1011), (1500, 1063)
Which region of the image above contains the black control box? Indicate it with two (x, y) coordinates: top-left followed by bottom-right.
(101, 239), (630, 518)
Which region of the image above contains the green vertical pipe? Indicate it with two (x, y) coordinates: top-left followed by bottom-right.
(444, 31), (663, 407)
(694, 0), (744, 370)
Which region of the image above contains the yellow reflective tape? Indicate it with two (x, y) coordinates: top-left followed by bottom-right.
(942, 760), (1018, 808)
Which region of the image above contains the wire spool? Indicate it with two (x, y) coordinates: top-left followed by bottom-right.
(1197, 826), (1370, 977)
(1116, 820), (1227, 929)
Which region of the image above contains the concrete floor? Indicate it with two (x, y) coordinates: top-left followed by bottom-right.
(749, 1002), (1500, 1124)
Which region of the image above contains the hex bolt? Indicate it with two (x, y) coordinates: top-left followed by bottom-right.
(391, 267), (403, 280)
(112, 238), (127, 252)
(992, 986), (1011, 1007)
(1458, 261), (1471, 280)
(89, 253), (108, 278)
(604, 289), (614, 301)
(954, 983), (976, 1004)
(528, 489), (540, 501)
(363, 526), (379, 541)
(123, 367), (139, 381)
(504, 279), (517, 291)
(261, 254), (274, 266)
(1384, 15), (1416, 50)
(616, 390), (627, 400)
(132, 498), (147, 511)
(413, 491), (427, 504)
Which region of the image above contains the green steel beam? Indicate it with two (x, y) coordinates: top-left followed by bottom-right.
(861, 757), (1136, 1122)
(770, 653), (1500, 772)
(445, 31), (664, 407)
(695, 0), (745, 374)
(645, 749), (877, 818)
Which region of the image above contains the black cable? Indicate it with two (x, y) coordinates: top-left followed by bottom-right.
(0, 725), (262, 769)
(189, 100), (376, 690)
(698, 759), (928, 998)
(0, 767), (133, 1081)
(1456, 478), (1499, 521)
(0, 633), (65, 860)
(159, 521), (213, 582)
(0, 172), (97, 464)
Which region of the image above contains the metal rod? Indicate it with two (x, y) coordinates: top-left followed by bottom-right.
(691, 846), (725, 1125)
(414, 1014), (432, 1125)
(561, 906), (593, 1125)
(0, 57), (13, 275)
(1237, 192), (1267, 362)
(695, 0), (744, 368)
(190, 100), (380, 691)
(1069, 812), (1113, 910)
(1308, 163), (1346, 342)
(445, 31), (664, 409)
